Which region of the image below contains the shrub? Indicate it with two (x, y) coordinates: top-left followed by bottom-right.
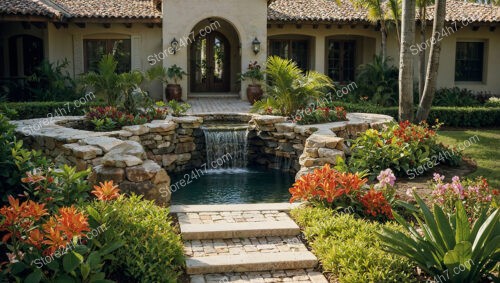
(378, 194), (499, 283)
(289, 165), (395, 220)
(89, 195), (184, 283)
(433, 87), (481, 107)
(0, 101), (106, 120)
(0, 114), (51, 203)
(291, 206), (416, 283)
(252, 56), (334, 116)
(348, 121), (459, 177)
(484, 97), (500, 108)
(428, 174), (499, 220)
(166, 100), (191, 116)
(294, 105), (347, 125)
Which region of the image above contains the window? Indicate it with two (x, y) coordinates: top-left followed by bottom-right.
(84, 39), (131, 73)
(327, 39), (356, 83)
(8, 35), (44, 76)
(455, 42), (484, 82)
(268, 38), (310, 70)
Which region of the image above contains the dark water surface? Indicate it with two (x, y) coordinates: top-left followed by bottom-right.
(170, 167), (295, 204)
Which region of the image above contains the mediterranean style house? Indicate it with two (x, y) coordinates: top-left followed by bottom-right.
(1, 0), (499, 101)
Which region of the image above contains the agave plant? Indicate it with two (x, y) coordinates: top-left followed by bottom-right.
(378, 193), (499, 282)
(252, 56), (333, 116)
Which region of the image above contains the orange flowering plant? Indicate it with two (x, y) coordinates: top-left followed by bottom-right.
(92, 181), (121, 201)
(20, 164), (92, 212)
(290, 164), (395, 220)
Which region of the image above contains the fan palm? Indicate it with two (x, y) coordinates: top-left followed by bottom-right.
(252, 56), (333, 116)
(79, 54), (122, 105)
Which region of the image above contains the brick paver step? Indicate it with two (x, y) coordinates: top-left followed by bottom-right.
(186, 251), (318, 275)
(190, 269), (328, 283)
(180, 221), (300, 240)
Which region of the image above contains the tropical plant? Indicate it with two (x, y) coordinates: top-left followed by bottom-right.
(354, 55), (399, 106)
(86, 106), (154, 131)
(147, 64), (187, 85)
(378, 193), (500, 282)
(239, 61), (265, 85)
(27, 59), (79, 102)
(295, 105), (347, 125)
(167, 99), (191, 116)
(80, 55), (123, 105)
(432, 87), (481, 106)
(252, 56), (333, 116)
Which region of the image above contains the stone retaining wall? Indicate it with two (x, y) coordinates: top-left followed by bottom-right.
(11, 112), (393, 205)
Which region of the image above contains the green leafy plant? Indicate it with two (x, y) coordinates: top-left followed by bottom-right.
(351, 55), (399, 106)
(433, 87), (482, 107)
(378, 193), (499, 283)
(239, 61), (265, 85)
(27, 59), (80, 102)
(291, 206), (416, 283)
(167, 99), (191, 116)
(147, 65), (187, 85)
(89, 194), (184, 283)
(252, 56), (334, 116)
(80, 55), (123, 105)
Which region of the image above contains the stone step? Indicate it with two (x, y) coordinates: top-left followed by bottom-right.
(190, 269), (328, 283)
(186, 252), (318, 275)
(170, 203), (300, 213)
(180, 221), (300, 240)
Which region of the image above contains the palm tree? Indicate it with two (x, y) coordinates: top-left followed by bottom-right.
(398, 0), (416, 121)
(350, 0), (389, 61)
(417, 0), (434, 100)
(416, 0), (446, 121)
(79, 55), (122, 105)
(386, 0), (402, 49)
(252, 56), (333, 116)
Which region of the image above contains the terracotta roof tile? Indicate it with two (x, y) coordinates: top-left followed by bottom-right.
(269, 0), (500, 23)
(50, 0), (162, 19)
(0, 0), (62, 18)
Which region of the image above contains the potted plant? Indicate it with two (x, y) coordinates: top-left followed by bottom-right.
(240, 61), (264, 104)
(146, 64), (187, 101)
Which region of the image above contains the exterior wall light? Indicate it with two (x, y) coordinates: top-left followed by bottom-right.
(171, 38), (179, 54)
(252, 37), (261, 55)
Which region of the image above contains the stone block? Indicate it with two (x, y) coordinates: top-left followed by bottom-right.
(126, 160), (162, 182)
(122, 125), (149, 135)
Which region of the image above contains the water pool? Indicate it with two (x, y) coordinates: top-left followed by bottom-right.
(170, 167), (294, 204)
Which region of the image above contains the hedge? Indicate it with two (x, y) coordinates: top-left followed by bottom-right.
(331, 102), (500, 128)
(0, 101), (106, 120)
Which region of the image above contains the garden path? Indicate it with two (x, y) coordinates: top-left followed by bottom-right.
(170, 203), (328, 283)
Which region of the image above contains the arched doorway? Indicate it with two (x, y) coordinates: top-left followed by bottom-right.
(190, 32), (230, 92)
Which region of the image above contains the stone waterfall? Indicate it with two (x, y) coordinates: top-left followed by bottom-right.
(202, 124), (249, 170)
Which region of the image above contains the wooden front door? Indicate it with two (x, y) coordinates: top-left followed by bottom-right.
(190, 32), (230, 92)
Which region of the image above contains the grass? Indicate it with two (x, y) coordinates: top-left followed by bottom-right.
(437, 129), (499, 188)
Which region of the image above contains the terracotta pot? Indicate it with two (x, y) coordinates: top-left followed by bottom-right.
(246, 84), (263, 104)
(165, 84), (182, 101)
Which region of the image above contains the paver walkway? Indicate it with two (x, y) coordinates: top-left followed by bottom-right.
(170, 203), (328, 283)
(186, 98), (252, 114)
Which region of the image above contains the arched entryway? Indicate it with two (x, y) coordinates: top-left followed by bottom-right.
(188, 18), (241, 94)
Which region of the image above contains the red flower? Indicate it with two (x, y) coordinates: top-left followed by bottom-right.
(359, 189), (393, 219)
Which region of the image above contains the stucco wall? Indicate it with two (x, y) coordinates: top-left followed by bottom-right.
(46, 23), (164, 99)
(163, 0), (268, 100)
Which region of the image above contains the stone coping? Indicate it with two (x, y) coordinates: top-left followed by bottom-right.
(11, 112), (393, 141)
(170, 203), (301, 213)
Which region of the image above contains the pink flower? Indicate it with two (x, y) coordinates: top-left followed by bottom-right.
(377, 169), (396, 187)
(433, 173), (445, 182)
(452, 176), (460, 183)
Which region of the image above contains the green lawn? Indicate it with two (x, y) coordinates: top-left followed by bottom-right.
(437, 129), (499, 188)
